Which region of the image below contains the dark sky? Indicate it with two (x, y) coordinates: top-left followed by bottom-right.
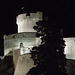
(0, 0), (75, 55)
(0, 0), (74, 36)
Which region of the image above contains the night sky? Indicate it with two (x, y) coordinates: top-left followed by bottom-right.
(0, 0), (75, 55)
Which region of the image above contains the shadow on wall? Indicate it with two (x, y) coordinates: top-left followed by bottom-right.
(0, 56), (14, 75)
(66, 59), (75, 75)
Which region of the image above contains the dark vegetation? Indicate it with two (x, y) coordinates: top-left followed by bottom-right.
(27, 20), (67, 75)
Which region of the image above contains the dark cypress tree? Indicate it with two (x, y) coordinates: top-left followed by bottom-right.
(27, 20), (67, 75)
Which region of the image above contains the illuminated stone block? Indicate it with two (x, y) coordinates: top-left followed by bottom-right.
(4, 32), (41, 56)
(14, 54), (35, 75)
(16, 12), (43, 33)
(64, 38), (75, 60)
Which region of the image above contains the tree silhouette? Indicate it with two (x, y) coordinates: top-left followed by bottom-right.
(27, 20), (67, 75)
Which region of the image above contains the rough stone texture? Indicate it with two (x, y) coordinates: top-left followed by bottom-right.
(4, 32), (40, 56)
(64, 38), (75, 59)
(66, 59), (75, 75)
(13, 49), (20, 68)
(16, 12), (42, 33)
(14, 54), (35, 75)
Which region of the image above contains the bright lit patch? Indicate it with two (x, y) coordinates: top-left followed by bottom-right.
(64, 38), (75, 60)
(16, 12), (42, 33)
(20, 47), (31, 55)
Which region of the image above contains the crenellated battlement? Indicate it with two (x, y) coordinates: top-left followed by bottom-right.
(16, 11), (43, 33)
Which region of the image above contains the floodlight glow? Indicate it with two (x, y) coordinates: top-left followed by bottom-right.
(16, 12), (43, 33)
(20, 47), (31, 55)
(64, 38), (75, 60)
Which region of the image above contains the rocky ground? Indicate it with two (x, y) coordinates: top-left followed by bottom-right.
(0, 56), (14, 75)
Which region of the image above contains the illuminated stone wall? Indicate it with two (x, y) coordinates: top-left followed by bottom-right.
(3, 12), (43, 74)
(4, 11), (43, 56)
(4, 32), (40, 56)
(14, 54), (35, 75)
(64, 38), (75, 60)
(16, 12), (42, 33)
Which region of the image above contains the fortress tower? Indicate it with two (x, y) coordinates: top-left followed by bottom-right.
(3, 11), (43, 75)
(4, 11), (42, 56)
(17, 12), (42, 33)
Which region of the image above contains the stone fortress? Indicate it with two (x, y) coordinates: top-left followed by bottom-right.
(4, 11), (42, 75)
(2, 11), (75, 75)
(4, 11), (42, 56)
